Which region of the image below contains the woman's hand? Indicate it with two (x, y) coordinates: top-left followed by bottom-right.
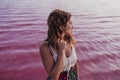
(57, 38), (66, 56)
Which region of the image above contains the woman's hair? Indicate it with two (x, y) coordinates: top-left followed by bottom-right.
(45, 9), (75, 48)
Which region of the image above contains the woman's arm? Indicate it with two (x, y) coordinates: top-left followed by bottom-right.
(40, 42), (65, 80)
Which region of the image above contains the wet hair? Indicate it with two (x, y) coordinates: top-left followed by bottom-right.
(45, 9), (75, 48)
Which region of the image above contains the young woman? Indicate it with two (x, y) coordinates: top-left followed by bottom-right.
(40, 9), (79, 80)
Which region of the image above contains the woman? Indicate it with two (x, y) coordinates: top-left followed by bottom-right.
(40, 9), (79, 80)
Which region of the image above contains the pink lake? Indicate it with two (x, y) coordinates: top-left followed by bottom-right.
(0, 0), (120, 80)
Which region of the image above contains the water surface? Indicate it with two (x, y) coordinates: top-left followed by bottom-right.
(0, 0), (120, 80)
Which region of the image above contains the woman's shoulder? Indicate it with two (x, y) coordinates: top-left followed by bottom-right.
(39, 41), (54, 58)
(39, 41), (49, 52)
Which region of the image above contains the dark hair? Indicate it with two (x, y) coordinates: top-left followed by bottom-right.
(45, 9), (75, 48)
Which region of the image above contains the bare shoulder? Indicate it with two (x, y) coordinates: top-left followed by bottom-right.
(40, 42), (48, 50)
(39, 42), (50, 55)
(39, 41), (53, 61)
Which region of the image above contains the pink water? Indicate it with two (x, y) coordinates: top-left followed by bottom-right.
(0, 0), (120, 80)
